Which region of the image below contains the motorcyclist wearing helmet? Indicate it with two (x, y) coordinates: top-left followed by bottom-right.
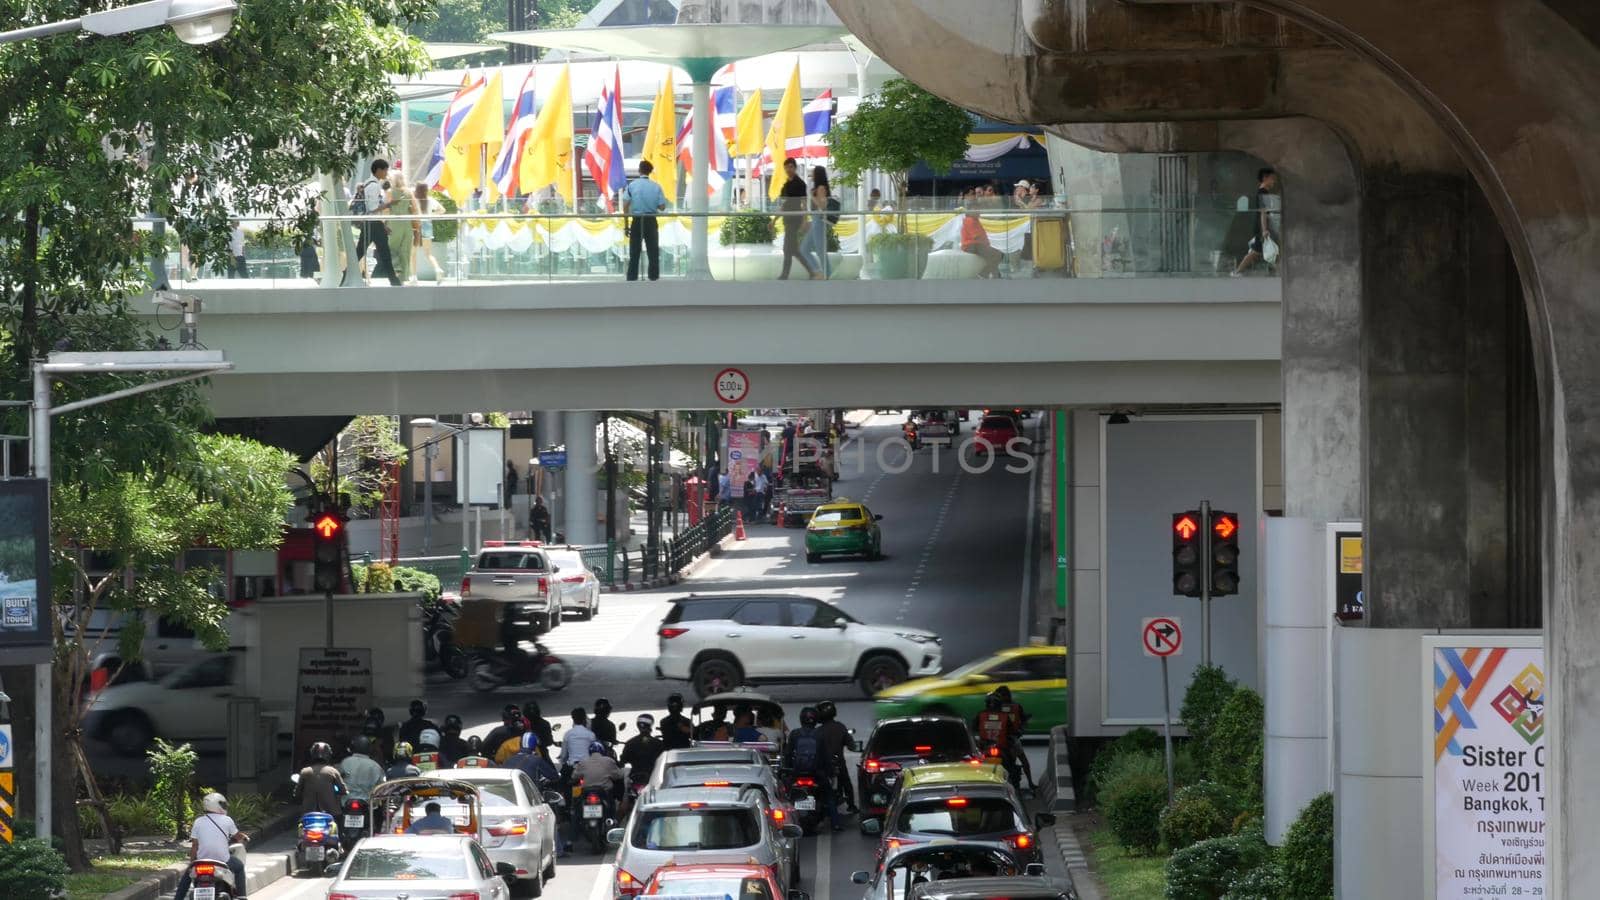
(560, 707), (597, 770)
(413, 728), (444, 772)
(398, 698), (438, 747)
(660, 693), (693, 750)
(573, 740), (624, 800)
(387, 742), (422, 780)
(505, 732), (560, 788)
(784, 707), (842, 831)
(362, 706), (395, 764)
(993, 685), (1034, 791)
(483, 704), (525, 762)
(590, 697), (617, 746)
(974, 693), (1022, 788)
(522, 698), (555, 761)
(815, 700), (858, 814)
(493, 716), (530, 765)
(174, 792), (248, 900)
(619, 715), (664, 787)
(297, 742), (346, 814)
(339, 736), (386, 801)
(438, 714), (470, 767)
(454, 735), (493, 768)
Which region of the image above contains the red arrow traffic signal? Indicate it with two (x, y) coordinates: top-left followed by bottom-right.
(1212, 514), (1237, 540)
(1174, 515), (1199, 540)
(313, 513), (343, 540)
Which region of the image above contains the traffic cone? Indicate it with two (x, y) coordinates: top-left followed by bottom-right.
(735, 510), (747, 541)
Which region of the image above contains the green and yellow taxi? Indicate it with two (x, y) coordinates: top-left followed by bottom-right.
(873, 644), (1067, 734)
(899, 761), (1010, 791)
(804, 498), (883, 562)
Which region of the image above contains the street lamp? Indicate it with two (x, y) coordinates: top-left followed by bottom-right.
(0, 0), (238, 46)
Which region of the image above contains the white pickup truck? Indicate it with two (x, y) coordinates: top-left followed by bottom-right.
(461, 541), (565, 635)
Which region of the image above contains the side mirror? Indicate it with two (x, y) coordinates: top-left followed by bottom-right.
(496, 862), (518, 877)
(781, 822), (804, 839)
(552, 565), (562, 573)
(1034, 813), (1057, 829)
(543, 790), (566, 806)
(1024, 863), (1046, 877)
(606, 827), (625, 847)
(850, 872), (872, 885)
(860, 818), (882, 835)
(849, 740), (864, 753)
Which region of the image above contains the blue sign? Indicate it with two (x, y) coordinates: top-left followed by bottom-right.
(0, 724), (11, 769)
(539, 450), (568, 469)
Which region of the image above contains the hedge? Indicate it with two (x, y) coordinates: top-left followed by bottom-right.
(1221, 858), (1285, 900)
(1160, 781), (1239, 851)
(1207, 687), (1264, 809)
(1101, 751), (1170, 852)
(1281, 792), (1334, 899)
(1165, 823), (1271, 900)
(1180, 665), (1236, 760)
(0, 838), (69, 900)
(1086, 727), (1164, 805)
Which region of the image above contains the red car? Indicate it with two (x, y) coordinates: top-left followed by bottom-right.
(642, 863), (792, 900)
(972, 415), (1021, 454)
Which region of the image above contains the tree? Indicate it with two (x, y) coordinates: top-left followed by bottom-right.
(825, 78), (972, 208)
(310, 415), (406, 517)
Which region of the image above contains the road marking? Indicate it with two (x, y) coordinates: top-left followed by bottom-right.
(813, 831), (832, 900)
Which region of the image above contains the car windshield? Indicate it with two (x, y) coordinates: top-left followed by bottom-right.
(653, 876), (773, 900)
(812, 509), (863, 524)
(344, 846), (468, 880)
(547, 551), (586, 570)
(477, 551), (544, 570)
(897, 797), (1023, 835)
(633, 809), (761, 851)
(869, 722), (974, 760)
(459, 780), (518, 806)
(886, 848), (1017, 884)
(980, 418), (1014, 430)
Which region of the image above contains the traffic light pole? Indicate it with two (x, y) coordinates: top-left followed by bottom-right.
(1200, 499), (1212, 666)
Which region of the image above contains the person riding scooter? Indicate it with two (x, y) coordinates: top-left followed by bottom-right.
(387, 742), (422, 780)
(522, 699), (556, 761)
(454, 735), (494, 768)
(506, 732), (560, 788)
(339, 736), (385, 801)
(398, 699), (437, 747)
(174, 792), (248, 900)
(660, 693), (693, 750)
(297, 742), (346, 815)
(560, 708), (597, 776)
(413, 728), (443, 772)
(590, 697), (617, 746)
(973, 694), (1023, 789)
(815, 701), (858, 814)
(439, 714), (470, 767)
(993, 686), (1035, 791)
(619, 715), (664, 819)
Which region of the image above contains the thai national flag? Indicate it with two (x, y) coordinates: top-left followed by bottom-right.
(583, 67), (627, 211)
(678, 87), (737, 192)
(795, 89), (833, 159)
(490, 70), (538, 197)
(424, 74), (487, 188)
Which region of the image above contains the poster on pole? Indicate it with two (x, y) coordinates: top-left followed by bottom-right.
(456, 426), (506, 508)
(293, 648), (373, 768)
(0, 479), (51, 660)
(1422, 634), (1545, 899)
(726, 430), (763, 498)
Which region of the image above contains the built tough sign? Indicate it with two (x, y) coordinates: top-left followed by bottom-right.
(0, 479), (51, 662)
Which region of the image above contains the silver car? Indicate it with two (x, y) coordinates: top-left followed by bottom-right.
(654, 763), (793, 821)
(646, 747), (768, 789)
(444, 767), (562, 895)
(326, 834), (514, 899)
(607, 787), (803, 900)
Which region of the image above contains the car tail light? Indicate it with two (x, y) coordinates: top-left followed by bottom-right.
(703, 780), (731, 787)
(461, 576), (472, 596)
(1009, 833), (1034, 850)
(448, 893), (483, 900)
(914, 745), (933, 754)
(488, 817), (530, 836)
(586, 792), (603, 804)
(193, 862), (216, 878)
(658, 626), (688, 639)
(946, 797), (969, 807)
(771, 808), (787, 823)
(537, 576), (549, 593)
(863, 758), (900, 774)
(617, 869), (646, 898)
(329, 894), (359, 900)
(793, 777), (816, 788)
(686, 801), (704, 809)
(964, 755), (984, 765)
(987, 744), (1002, 758)
(563, 575), (584, 583)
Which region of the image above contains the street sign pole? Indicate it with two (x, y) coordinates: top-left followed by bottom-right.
(1162, 654), (1175, 803)
(1142, 615), (1183, 804)
(1200, 499), (1212, 666)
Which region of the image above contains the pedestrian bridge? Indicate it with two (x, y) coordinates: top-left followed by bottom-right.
(166, 274), (1281, 416)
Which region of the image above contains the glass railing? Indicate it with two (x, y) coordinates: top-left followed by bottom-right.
(159, 205), (1284, 289)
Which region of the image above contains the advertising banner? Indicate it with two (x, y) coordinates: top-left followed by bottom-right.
(726, 430), (763, 498)
(1423, 635), (1546, 899)
(0, 479), (51, 659)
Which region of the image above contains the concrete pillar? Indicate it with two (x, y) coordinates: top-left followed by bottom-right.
(563, 410), (598, 545)
(534, 410), (564, 453)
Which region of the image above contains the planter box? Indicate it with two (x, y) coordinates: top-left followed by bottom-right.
(826, 253), (863, 281)
(709, 244), (784, 281)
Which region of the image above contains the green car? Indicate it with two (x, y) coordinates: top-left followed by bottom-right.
(873, 645), (1068, 735)
(804, 499), (883, 562)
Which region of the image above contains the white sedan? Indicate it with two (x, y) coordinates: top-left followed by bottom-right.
(83, 653), (237, 756)
(547, 548), (601, 620)
(326, 834), (514, 899)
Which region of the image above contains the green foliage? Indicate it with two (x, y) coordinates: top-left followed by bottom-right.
(1160, 782), (1239, 851)
(0, 838), (70, 900)
(1220, 859), (1285, 900)
(365, 561), (396, 593)
(197, 788), (274, 831)
(866, 231), (933, 254)
(1181, 665), (1237, 761)
(351, 563), (369, 593)
(720, 214), (777, 246)
(410, 0), (597, 66)
(1280, 793), (1334, 899)
(826, 78), (972, 198)
(1165, 823), (1271, 900)
(1207, 688), (1264, 809)
(1086, 728), (1164, 805)
(313, 415), (405, 516)
(1101, 752), (1169, 853)
(146, 739), (198, 840)
(426, 191), (461, 243)
(393, 566), (443, 603)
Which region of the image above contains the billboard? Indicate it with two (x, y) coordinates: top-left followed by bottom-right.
(455, 427), (506, 508)
(0, 479), (51, 658)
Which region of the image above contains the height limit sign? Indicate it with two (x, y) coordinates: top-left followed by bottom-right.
(1143, 617), (1183, 657)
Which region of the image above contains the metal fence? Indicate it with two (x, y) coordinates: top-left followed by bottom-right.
(575, 506), (736, 587)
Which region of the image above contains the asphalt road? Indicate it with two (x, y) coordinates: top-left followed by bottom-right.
(249, 413), (1047, 900)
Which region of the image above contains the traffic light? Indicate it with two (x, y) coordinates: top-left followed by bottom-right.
(1210, 510), (1240, 596)
(1172, 511), (1203, 597)
(312, 509), (345, 594)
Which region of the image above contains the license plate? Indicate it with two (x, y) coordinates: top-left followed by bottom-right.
(583, 804), (603, 819)
(883, 774), (899, 786)
(305, 845), (325, 861)
(794, 798), (816, 811)
(344, 814), (365, 829)
(191, 888), (215, 900)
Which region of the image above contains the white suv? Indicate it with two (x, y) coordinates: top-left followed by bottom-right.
(654, 594), (942, 698)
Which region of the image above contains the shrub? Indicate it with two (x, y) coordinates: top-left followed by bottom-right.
(1221, 859), (1286, 900)
(1160, 781), (1239, 851)
(1165, 823), (1271, 900)
(1101, 751), (1169, 852)
(720, 213), (776, 246)
(78, 791), (169, 838)
(392, 566), (442, 604)
(0, 838), (69, 900)
(1180, 665), (1237, 760)
(866, 231), (932, 254)
(1085, 727), (1163, 804)
(350, 562), (368, 592)
(427, 191), (460, 244)
(364, 561), (396, 593)
(197, 787), (275, 831)
(1207, 688), (1265, 808)
(1280, 792), (1334, 899)
(148, 739), (198, 840)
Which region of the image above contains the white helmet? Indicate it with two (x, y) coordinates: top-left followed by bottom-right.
(419, 728), (442, 749)
(201, 792), (229, 815)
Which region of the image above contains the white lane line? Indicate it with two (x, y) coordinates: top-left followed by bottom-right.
(588, 863), (616, 900)
(1019, 422), (1041, 645)
(814, 831), (832, 900)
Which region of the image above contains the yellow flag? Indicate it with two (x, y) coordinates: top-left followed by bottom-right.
(519, 65), (575, 206)
(733, 88), (764, 157)
(764, 63), (803, 200)
(440, 71), (506, 206)
(641, 73), (678, 202)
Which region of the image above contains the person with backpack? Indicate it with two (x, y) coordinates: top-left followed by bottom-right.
(784, 707), (842, 831)
(815, 701), (858, 814)
(347, 158), (401, 286)
(974, 693), (1022, 789)
(993, 686), (1035, 791)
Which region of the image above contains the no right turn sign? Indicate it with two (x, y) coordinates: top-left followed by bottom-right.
(1143, 617), (1183, 657)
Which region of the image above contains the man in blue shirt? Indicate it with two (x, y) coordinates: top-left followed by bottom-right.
(407, 801), (455, 835)
(623, 161), (668, 281)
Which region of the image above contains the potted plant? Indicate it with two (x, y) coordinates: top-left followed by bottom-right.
(827, 77), (972, 279)
(710, 211), (782, 280)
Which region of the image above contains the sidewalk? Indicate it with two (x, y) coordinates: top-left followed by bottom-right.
(101, 810), (301, 900)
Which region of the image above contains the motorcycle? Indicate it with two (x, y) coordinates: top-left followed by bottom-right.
(782, 771), (824, 835)
(294, 810), (342, 876)
(468, 641), (572, 693)
(180, 843), (246, 900)
(423, 600), (469, 680)
(571, 780), (617, 853)
(338, 796), (370, 854)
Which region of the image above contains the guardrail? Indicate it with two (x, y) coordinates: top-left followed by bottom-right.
(571, 506), (736, 588)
